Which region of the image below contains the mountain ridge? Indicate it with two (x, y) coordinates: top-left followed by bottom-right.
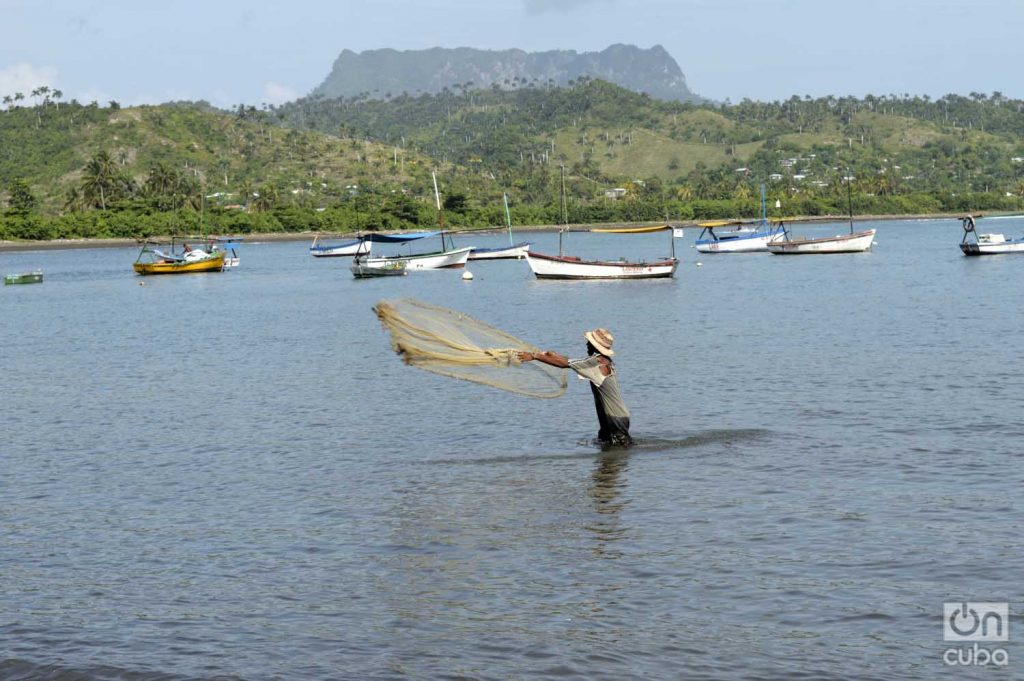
(312, 44), (701, 103)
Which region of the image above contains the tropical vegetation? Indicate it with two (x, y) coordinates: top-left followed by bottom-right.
(2, 80), (1023, 241)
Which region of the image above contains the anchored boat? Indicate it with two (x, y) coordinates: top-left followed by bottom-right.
(767, 173), (875, 254)
(133, 238), (226, 275)
(695, 185), (786, 253)
(468, 193), (532, 260)
(959, 215), (1024, 255)
(4, 270), (43, 285)
(526, 167), (677, 279)
(309, 234), (372, 257)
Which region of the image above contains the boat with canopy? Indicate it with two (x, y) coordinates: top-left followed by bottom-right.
(695, 185), (786, 253)
(132, 237), (226, 275)
(355, 231), (472, 270)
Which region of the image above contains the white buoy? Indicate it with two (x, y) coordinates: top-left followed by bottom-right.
(696, 262), (703, 267)
(462, 270), (474, 280)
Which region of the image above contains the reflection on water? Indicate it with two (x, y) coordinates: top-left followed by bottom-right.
(588, 450), (630, 560)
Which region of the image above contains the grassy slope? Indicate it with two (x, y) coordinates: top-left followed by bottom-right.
(0, 104), (434, 212)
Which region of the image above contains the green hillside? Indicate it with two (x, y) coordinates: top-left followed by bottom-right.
(3, 83), (1024, 241)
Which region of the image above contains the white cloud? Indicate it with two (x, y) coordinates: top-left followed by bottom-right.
(0, 62), (58, 98)
(263, 81), (299, 105)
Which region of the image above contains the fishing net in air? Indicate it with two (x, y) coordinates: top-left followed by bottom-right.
(373, 298), (567, 399)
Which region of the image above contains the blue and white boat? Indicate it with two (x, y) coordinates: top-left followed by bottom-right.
(309, 234), (371, 257)
(695, 185), (785, 253)
(468, 194), (531, 260)
(959, 215), (1024, 255)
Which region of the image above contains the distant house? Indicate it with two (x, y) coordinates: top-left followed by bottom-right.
(769, 173), (783, 181)
(604, 188), (627, 200)
(793, 174), (806, 181)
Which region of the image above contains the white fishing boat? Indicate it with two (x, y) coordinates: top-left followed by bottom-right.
(468, 193), (532, 260)
(309, 234), (371, 257)
(766, 228), (877, 254)
(695, 185), (786, 253)
(526, 168), (677, 280)
(469, 242), (531, 260)
(526, 249), (678, 279)
(959, 215), (1024, 255)
(767, 174), (875, 254)
(358, 231), (473, 270)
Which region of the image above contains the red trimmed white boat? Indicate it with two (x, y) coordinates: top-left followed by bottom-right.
(767, 177), (875, 254)
(526, 250), (678, 279)
(528, 168), (678, 279)
(766, 228), (876, 254)
(527, 224), (678, 279)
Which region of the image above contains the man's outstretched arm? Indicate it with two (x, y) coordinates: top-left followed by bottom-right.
(518, 350), (570, 368)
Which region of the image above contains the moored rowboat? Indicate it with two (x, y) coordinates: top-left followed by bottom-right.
(526, 251), (678, 279)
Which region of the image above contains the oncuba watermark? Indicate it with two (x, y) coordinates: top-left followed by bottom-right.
(943, 602), (1009, 667)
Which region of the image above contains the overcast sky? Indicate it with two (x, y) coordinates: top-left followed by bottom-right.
(1, 0), (1019, 108)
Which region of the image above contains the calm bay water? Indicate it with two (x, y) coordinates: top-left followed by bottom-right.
(1, 219), (1021, 680)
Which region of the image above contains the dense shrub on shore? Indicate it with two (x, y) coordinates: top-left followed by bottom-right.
(3, 190), (1021, 242)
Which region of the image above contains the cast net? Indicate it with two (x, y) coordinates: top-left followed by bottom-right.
(373, 298), (567, 398)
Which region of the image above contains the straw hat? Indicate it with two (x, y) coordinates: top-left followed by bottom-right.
(584, 327), (615, 356)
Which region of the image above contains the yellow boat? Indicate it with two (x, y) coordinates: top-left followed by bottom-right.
(590, 224), (671, 234)
(133, 240), (226, 275)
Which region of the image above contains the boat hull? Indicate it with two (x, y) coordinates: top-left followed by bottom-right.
(364, 247), (472, 270)
(351, 262), (408, 278)
(468, 242), (531, 260)
(526, 251), (678, 279)
(766, 229), (876, 254)
(696, 229), (786, 253)
(133, 253), (226, 275)
(4, 271), (43, 285)
(961, 239), (1024, 255)
(310, 239), (371, 257)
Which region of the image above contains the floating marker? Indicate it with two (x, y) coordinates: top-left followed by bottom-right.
(462, 270), (474, 280)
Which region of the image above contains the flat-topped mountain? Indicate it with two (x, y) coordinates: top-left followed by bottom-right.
(312, 44), (701, 102)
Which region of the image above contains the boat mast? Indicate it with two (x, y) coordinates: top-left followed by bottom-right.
(559, 165), (567, 256)
(503, 193), (513, 246)
(432, 170), (448, 248)
(846, 169), (854, 234)
(760, 183), (767, 227)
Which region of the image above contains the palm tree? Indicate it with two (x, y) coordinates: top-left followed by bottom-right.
(2, 95), (10, 110)
(81, 150), (120, 210)
(52, 89), (62, 110)
(62, 186), (84, 213)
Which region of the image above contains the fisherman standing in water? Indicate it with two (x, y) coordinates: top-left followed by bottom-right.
(519, 328), (632, 446)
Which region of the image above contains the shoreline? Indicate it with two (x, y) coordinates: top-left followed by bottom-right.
(0, 212), (978, 253)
